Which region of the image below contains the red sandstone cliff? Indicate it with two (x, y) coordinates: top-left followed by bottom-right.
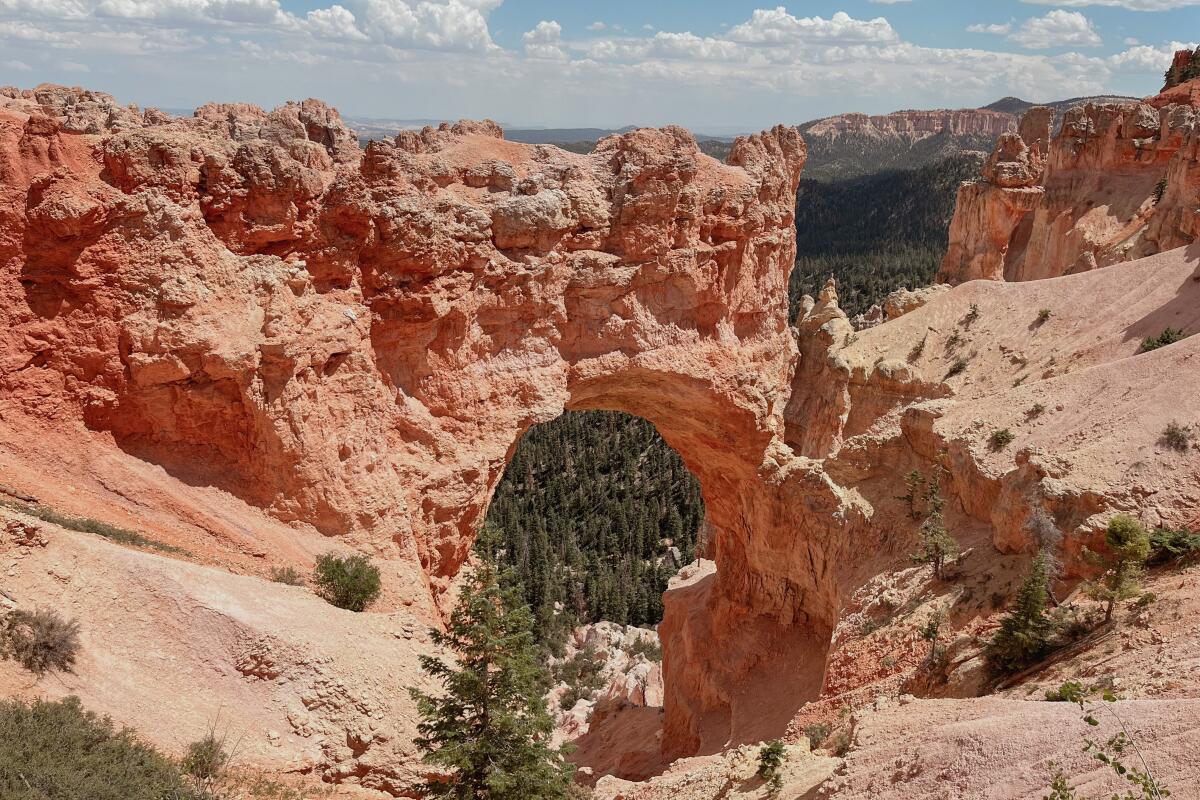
(939, 65), (1200, 283)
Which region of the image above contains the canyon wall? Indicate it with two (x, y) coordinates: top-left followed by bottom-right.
(0, 84), (864, 759)
(802, 109), (1016, 141)
(939, 79), (1200, 283)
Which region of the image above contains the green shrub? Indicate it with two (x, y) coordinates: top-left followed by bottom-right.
(1, 608), (80, 675)
(1147, 526), (1200, 566)
(963, 303), (980, 326)
(1027, 403), (1046, 418)
(989, 429), (1016, 451)
(1153, 176), (1168, 203)
(1045, 680), (1086, 703)
(182, 730), (231, 788)
(627, 636), (662, 662)
(1083, 515), (1150, 623)
(804, 722), (832, 748)
(757, 739), (787, 794)
(0, 696), (198, 800)
(312, 553), (382, 612)
(554, 646), (606, 709)
(269, 566), (305, 586)
(1140, 327), (1188, 352)
(1035, 308), (1052, 326)
(1160, 421), (1193, 452)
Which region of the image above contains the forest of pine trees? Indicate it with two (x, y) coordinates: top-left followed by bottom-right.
(479, 411), (704, 649)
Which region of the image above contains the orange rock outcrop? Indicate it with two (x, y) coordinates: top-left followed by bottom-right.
(939, 70), (1200, 283)
(3, 84), (848, 759)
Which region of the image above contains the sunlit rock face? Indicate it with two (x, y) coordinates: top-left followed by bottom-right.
(3, 84), (861, 758)
(939, 77), (1200, 284)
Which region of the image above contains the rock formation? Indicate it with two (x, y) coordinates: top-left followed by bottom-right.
(798, 107), (1016, 179)
(3, 81), (1200, 796)
(939, 66), (1200, 283)
(3, 83), (846, 764)
(802, 109), (1016, 141)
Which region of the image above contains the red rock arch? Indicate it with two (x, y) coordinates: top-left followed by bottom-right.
(1, 90), (857, 758)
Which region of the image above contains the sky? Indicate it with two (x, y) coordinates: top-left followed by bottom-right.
(0, 0), (1197, 131)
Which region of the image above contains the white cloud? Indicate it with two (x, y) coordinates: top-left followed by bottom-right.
(0, 19), (76, 43)
(968, 23), (1013, 35)
(3, 58), (33, 70)
(1109, 40), (1198, 70)
(1010, 10), (1101, 49)
(301, 5), (367, 40)
(1022, 0), (1200, 9)
(522, 19), (566, 60)
(60, 60), (89, 71)
(95, 0), (288, 24)
(346, 0), (500, 52)
(726, 9), (898, 46)
(586, 21), (605, 31)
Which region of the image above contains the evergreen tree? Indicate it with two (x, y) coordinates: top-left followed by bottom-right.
(985, 550), (1054, 675)
(911, 510), (959, 580)
(408, 563), (575, 799)
(1083, 515), (1150, 623)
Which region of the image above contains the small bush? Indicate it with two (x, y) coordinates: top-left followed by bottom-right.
(1140, 327), (1188, 352)
(757, 738), (786, 796)
(1045, 680), (1086, 703)
(989, 428), (1016, 451)
(0, 696), (198, 800)
(827, 729), (852, 757)
(963, 303), (980, 326)
(1147, 526), (1200, 566)
(1160, 421), (1193, 452)
(804, 722), (832, 748)
(182, 730), (232, 788)
(1154, 176), (1168, 203)
(945, 357), (969, 378)
(312, 553), (382, 611)
(1027, 403), (1046, 418)
(269, 566), (305, 586)
(1, 608), (80, 675)
(1035, 308), (1052, 326)
(627, 636), (662, 662)
(554, 646), (606, 710)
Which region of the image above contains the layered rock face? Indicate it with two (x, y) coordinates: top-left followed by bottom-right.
(2, 84), (863, 760)
(802, 109), (1016, 141)
(939, 73), (1200, 283)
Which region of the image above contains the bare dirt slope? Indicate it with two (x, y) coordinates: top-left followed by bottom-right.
(0, 505), (438, 797)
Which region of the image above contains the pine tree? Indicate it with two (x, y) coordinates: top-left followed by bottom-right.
(911, 510), (959, 580)
(1083, 515), (1150, 623)
(985, 550), (1054, 675)
(408, 562), (576, 799)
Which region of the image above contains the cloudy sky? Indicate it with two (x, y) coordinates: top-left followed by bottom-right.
(0, 0), (1196, 131)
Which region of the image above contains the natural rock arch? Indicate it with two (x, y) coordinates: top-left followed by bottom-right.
(1, 88), (863, 757)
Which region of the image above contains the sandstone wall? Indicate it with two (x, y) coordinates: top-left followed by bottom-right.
(939, 80), (1200, 283)
(1, 84), (861, 759)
